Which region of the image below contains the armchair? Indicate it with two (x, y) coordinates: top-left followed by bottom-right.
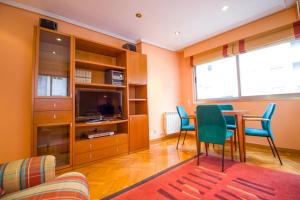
(243, 103), (282, 165)
(176, 106), (195, 149)
(0, 155), (89, 199)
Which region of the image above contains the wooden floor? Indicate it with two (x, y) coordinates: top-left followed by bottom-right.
(72, 135), (300, 200)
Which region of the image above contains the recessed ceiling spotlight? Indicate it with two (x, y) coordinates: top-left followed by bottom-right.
(174, 31), (181, 36)
(135, 13), (142, 18)
(222, 5), (229, 11)
(52, 51), (56, 54)
(56, 38), (62, 42)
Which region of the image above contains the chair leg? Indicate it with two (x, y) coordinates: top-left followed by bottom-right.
(270, 137), (283, 165)
(234, 129), (237, 151)
(197, 141), (201, 166)
(205, 142), (208, 156)
(182, 131), (187, 145)
(230, 136), (234, 161)
(222, 144), (225, 172)
(176, 130), (182, 149)
(267, 137), (276, 157)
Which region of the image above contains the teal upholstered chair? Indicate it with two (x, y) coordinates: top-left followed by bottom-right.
(243, 103), (282, 165)
(196, 105), (234, 172)
(218, 105), (237, 150)
(176, 106), (195, 149)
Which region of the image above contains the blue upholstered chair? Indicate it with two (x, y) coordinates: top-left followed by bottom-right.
(196, 105), (234, 172)
(176, 106), (195, 149)
(243, 103), (282, 165)
(218, 104), (237, 150)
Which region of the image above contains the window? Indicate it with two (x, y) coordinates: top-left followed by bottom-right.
(195, 56), (239, 100)
(239, 40), (300, 96)
(194, 39), (300, 101)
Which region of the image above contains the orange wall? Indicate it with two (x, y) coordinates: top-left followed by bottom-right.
(0, 4), (129, 163)
(0, 3), (181, 162)
(140, 42), (181, 139)
(180, 6), (300, 150)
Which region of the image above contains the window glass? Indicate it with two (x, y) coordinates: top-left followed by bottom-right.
(195, 56), (239, 100)
(239, 40), (300, 96)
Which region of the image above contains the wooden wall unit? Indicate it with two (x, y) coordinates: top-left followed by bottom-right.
(129, 115), (149, 152)
(33, 27), (149, 170)
(127, 51), (147, 85)
(127, 52), (149, 151)
(33, 27), (74, 170)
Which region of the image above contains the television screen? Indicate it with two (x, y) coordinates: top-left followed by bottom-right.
(76, 89), (122, 119)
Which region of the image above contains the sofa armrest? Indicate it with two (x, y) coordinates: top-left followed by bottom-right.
(0, 155), (55, 195)
(1, 172), (89, 200)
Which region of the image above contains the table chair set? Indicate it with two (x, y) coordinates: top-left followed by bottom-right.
(176, 103), (282, 172)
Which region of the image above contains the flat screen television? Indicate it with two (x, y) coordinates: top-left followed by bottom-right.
(76, 89), (122, 122)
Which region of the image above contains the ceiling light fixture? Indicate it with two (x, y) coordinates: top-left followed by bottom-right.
(174, 31), (181, 36)
(56, 38), (62, 42)
(135, 13), (142, 18)
(222, 5), (229, 11)
(52, 51), (56, 54)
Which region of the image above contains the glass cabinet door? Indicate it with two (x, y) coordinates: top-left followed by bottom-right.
(36, 124), (71, 167)
(37, 29), (71, 97)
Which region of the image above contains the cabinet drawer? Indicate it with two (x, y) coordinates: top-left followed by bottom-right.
(93, 147), (117, 160)
(116, 143), (128, 154)
(74, 152), (92, 166)
(92, 136), (116, 150)
(74, 136), (117, 154)
(34, 98), (72, 111)
(74, 140), (92, 154)
(115, 134), (128, 145)
(34, 111), (72, 124)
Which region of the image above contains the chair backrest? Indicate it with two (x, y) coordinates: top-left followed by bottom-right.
(196, 105), (227, 145)
(218, 104), (236, 125)
(176, 106), (189, 126)
(261, 103), (276, 132)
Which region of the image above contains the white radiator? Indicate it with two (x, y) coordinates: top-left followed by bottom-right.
(164, 112), (181, 135)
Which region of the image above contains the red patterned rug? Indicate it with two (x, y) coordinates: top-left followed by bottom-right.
(103, 156), (300, 200)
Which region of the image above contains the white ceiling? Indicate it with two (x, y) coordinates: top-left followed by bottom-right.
(1, 0), (296, 51)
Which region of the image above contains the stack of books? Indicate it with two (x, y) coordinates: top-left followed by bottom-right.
(75, 68), (92, 83)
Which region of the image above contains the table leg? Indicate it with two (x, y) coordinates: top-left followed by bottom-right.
(194, 118), (199, 154)
(236, 115), (245, 162)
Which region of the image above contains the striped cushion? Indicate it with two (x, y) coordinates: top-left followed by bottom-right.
(0, 155), (55, 194)
(1, 172), (89, 200)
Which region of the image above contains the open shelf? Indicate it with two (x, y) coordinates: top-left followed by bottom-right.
(75, 83), (126, 89)
(75, 132), (127, 142)
(76, 38), (125, 57)
(129, 98), (147, 101)
(75, 59), (125, 71)
(129, 114), (148, 117)
(75, 119), (128, 127)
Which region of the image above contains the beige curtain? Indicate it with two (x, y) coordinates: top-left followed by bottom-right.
(192, 21), (300, 66)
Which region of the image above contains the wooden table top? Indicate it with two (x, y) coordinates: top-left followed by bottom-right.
(191, 110), (248, 118)
(222, 110), (248, 115)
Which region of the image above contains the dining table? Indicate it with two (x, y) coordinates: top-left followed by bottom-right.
(189, 110), (248, 162)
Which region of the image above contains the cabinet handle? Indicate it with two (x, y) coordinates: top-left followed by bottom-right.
(89, 144), (92, 150)
(89, 153), (92, 159)
(53, 103), (56, 108)
(53, 114), (56, 119)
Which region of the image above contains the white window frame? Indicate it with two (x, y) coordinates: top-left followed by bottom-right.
(193, 42), (300, 103)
